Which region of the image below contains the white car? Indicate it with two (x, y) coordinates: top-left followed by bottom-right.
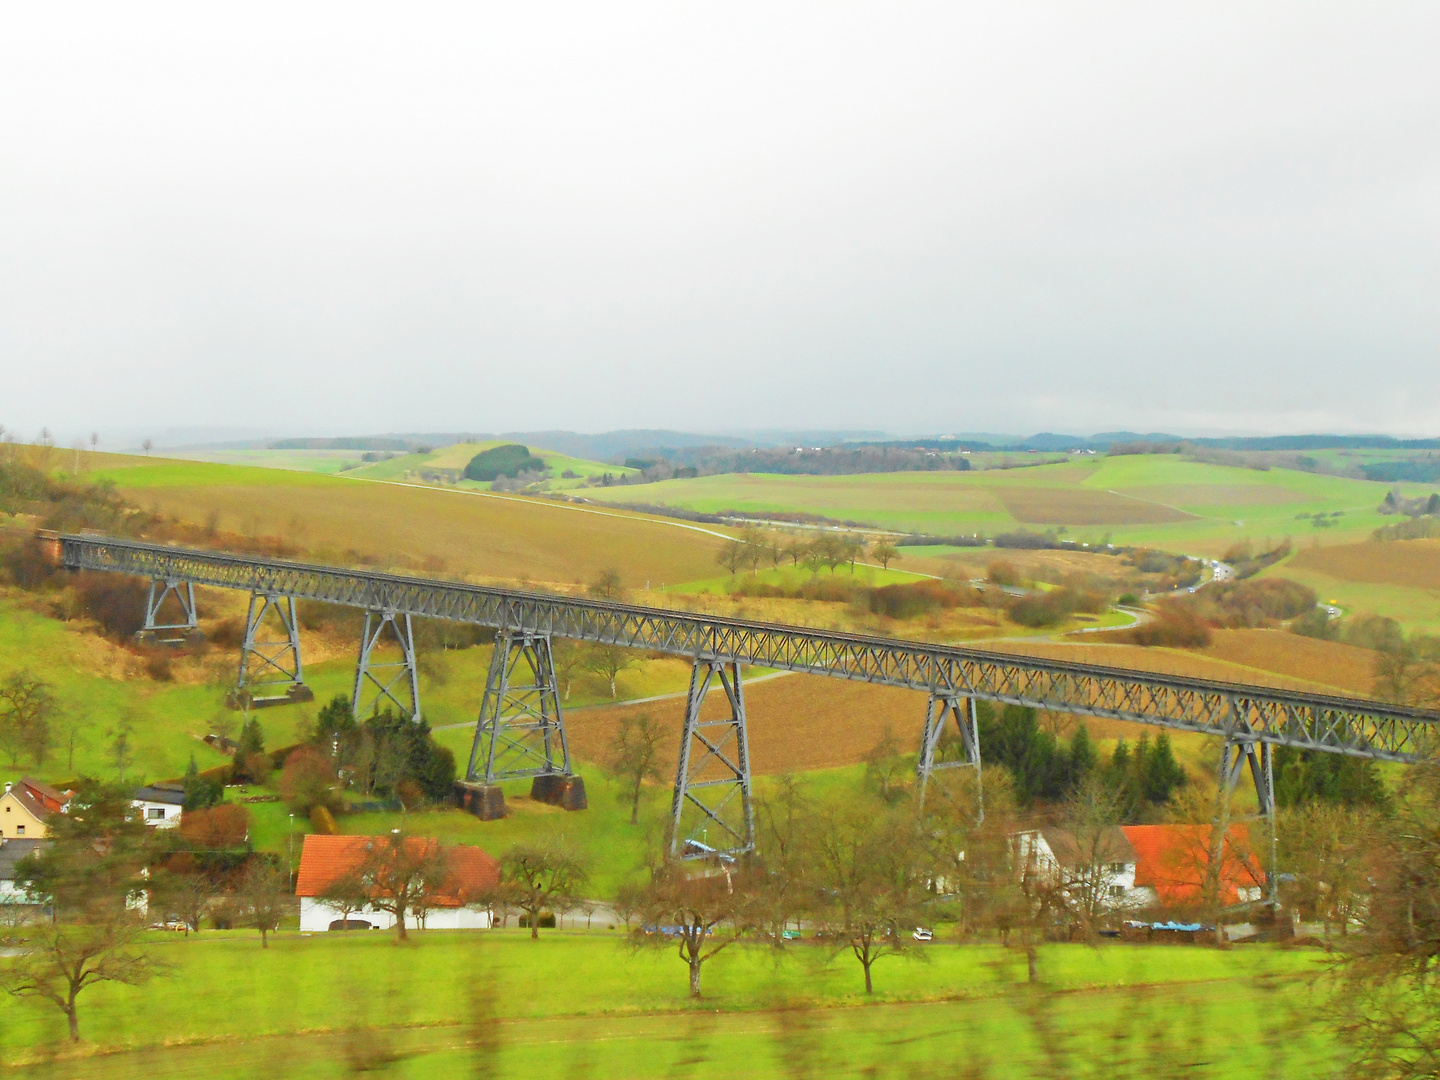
(912, 927), (934, 942)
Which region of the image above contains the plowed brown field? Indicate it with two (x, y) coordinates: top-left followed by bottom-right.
(1199, 629), (1378, 698)
(994, 487), (1192, 525)
(1288, 539), (1440, 590)
(564, 673), (922, 778)
(978, 640), (1339, 695)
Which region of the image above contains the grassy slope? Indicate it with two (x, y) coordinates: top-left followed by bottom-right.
(87, 456), (726, 589)
(7, 931), (1334, 1079)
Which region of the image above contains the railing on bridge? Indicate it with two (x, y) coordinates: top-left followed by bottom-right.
(57, 533), (1440, 863)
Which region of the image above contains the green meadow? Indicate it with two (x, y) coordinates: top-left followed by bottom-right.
(7, 930), (1337, 1079)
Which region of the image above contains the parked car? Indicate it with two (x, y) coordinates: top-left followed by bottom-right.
(912, 927), (934, 942)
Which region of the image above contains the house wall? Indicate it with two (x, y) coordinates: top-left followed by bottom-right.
(132, 800), (182, 829)
(1019, 830), (1149, 911)
(299, 897), (493, 932)
(0, 792), (47, 839)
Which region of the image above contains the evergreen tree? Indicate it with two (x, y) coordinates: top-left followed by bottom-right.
(312, 694), (357, 747)
(231, 717), (267, 784)
(976, 705), (1095, 803)
(1069, 723), (1097, 779)
(1274, 746), (1387, 808)
(1142, 733), (1187, 804)
(181, 753), (221, 810)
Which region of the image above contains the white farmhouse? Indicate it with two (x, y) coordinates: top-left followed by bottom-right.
(131, 785), (186, 828)
(294, 834), (497, 932)
(1016, 826), (1149, 912)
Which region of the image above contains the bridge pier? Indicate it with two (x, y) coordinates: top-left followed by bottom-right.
(135, 579), (203, 646)
(1220, 737), (1278, 906)
(228, 593), (313, 709)
(463, 630), (583, 820)
(352, 609), (421, 722)
(670, 658), (754, 860)
(916, 693), (983, 821)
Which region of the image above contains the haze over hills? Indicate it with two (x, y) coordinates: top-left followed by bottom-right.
(151, 427), (1440, 460)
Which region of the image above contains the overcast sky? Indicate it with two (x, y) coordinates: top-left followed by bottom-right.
(2, 3), (1437, 446)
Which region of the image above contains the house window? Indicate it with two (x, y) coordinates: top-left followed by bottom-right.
(15, 825), (24, 836)
(148, 808), (166, 820)
(1109, 885), (1125, 897)
(1108, 863), (1126, 874)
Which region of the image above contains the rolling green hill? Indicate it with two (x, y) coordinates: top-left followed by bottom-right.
(580, 455), (1435, 554)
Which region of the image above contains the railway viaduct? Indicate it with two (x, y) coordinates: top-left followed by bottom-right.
(51, 532), (1438, 882)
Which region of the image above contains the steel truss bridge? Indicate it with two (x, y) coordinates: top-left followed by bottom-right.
(57, 533), (1438, 869)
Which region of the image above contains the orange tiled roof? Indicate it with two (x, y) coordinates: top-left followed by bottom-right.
(1122, 824), (1265, 906)
(294, 834), (499, 907)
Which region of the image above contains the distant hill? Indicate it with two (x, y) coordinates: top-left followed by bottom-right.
(269, 436), (411, 451)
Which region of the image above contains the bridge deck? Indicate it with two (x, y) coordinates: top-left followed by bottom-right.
(58, 533), (1439, 762)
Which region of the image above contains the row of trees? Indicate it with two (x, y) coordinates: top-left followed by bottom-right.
(716, 527), (901, 578)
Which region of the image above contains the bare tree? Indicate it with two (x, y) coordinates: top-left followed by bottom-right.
(842, 533), (866, 572)
(1329, 762), (1440, 1079)
(1164, 785), (1266, 947)
(152, 867), (212, 935)
(804, 798), (929, 993)
(588, 568), (624, 602)
(871, 541), (901, 571)
(141, 438), (153, 456)
(345, 832), (452, 941)
(0, 920), (158, 1041)
(317, 870), (371, 930)
(752, 774), (812, 943)
(631, 861), (753, 997)
(765, 534), (785, 570)
(716, 539), (749, 577)
(782, 534), (809, 568)
(0, 671), (54, 766)
(238, 860), (289, 948)
(586, 643), (636, 698)
(109, 715), (135, 781)
(1056, 777), (1132, 937)
(63, 715), (84, 772)
(551, 639), (585, 701)
(495, 844), (588, 939)
(1279, 802), (1377, 938)
(863, 725), (908, 804)
(609, 712), (664, 824)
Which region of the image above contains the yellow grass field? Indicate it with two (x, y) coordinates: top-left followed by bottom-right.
(101, 462), (729, 589)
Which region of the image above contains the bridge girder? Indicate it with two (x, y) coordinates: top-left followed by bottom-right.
(59, 534), (1440, 763)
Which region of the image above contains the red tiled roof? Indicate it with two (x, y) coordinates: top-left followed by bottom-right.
(19, 777), (70, 813)
(1122, 824), (1265, 907)
(294, 834), (499, 907)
